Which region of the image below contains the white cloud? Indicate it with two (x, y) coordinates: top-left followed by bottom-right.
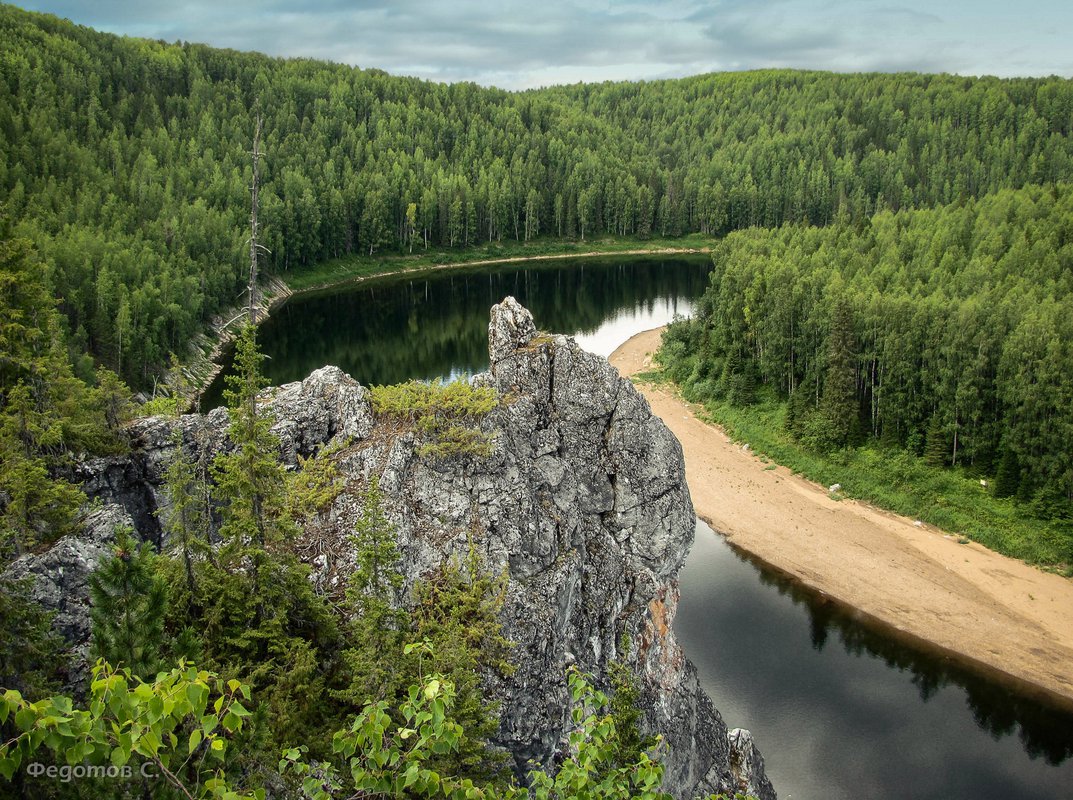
(18, 0), (1073, 88)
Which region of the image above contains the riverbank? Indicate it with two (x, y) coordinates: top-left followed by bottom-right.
(184, 242), (712, 404)
(610, 327), (1073, 711)
(283, 241), (712, 293)
(173, 275), (293, 411)
(285, 235), (716, 292)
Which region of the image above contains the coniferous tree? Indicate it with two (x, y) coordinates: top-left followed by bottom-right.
(993, 448), (1022, 499)
(607, 646), (657, 772)
(212, 324), (293, 571)
(91, 366), (134, 438)
(0, 577), (65, 696)
(923, 415), (948, 468)
(408, 541), (514, 782)
(89, 527), (168, 679)
(819, 299), (859, 450)
(0, 382), (84, 558)
(336, 476), (408, 706)
(161, 433), (211, 599)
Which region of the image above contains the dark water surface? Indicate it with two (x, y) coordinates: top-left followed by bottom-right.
(677, 520), (1073, 800)
(210, 255), (1073, 799)
(205, 256), (709, 405)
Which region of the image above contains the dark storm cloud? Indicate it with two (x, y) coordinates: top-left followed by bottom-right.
(17, 0), (1073, 88)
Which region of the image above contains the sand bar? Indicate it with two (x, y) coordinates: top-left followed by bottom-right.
(610, 327), (1073, 710)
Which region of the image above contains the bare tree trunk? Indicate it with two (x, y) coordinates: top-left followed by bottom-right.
(248, 111), (264, 326)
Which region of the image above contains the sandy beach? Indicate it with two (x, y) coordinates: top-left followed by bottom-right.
(610, 327), (1073, 710)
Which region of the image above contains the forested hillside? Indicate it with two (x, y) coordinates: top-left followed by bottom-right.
(659, 184), (1073, 550)
(2, 5), (1073, 385)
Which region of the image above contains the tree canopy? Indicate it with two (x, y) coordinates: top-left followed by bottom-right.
(2, 5), (1073, 386)
(659, 183), (1073, 551)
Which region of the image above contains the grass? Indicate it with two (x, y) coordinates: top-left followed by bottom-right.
(280, 234), (717, 292)
(641, 371), (1073, 570)
(370, 379), (499, 459)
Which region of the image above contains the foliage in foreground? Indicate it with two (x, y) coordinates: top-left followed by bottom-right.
(0, 660), (258, 799)
(2, 661), (748, 800)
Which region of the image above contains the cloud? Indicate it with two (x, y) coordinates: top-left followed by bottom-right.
(18, 0), (1073, 88)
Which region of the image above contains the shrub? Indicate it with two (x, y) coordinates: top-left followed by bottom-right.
(371, 380), (498, 459)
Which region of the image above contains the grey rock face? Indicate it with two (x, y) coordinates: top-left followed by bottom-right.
(5, 505), (133, 687)
(729, 728), (773, 800)
(7, 297), (773, 800)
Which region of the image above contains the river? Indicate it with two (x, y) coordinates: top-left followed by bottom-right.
(211, 255), (1073, 799)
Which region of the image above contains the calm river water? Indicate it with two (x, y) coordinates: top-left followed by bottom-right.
(212, 256), (1073, 799)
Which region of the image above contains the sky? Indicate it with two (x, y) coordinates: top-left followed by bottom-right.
(15, 1), (1073, 90)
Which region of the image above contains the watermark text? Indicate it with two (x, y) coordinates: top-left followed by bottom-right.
(25, 762), (158, 782)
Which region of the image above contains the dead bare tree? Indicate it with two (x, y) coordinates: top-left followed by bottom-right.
(247, 110), (269, 324)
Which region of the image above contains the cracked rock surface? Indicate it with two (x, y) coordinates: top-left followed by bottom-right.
(7, 297), (774, 800)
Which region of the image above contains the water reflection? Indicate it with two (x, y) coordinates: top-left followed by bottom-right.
(677, 521), (1073, 800)
(745, 548), (1073, 765)
(205, 256), (710, 406)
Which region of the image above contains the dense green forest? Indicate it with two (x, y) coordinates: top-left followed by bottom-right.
(659, 184), (1073, 552)
(3, 2), (1073, 793)
(3, 5), (1073, 386)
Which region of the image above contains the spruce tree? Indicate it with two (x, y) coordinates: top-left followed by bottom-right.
(819, 299), (859, 450)
(993, 448), (1021, 498)
(923, 415), (948, 467)
(606, 638), (657, 771)
(212, 324), (293, 570)
(158, 354), (212, 596)
(89, 527), (168, 679)
(0, 222), (88, 556)
(0, 577), (64, 696)
(0, 383), (84, 558)
(408, 540), (514, 782)
(336, 476), (409, 706)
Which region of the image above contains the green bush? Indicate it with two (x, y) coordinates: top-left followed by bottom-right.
(371, 380), (498, 459)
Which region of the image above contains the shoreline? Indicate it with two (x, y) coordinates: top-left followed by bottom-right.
(610, 327), (1073, 713)
(187, 246), (711, 404)
(285, 245), (713, 295)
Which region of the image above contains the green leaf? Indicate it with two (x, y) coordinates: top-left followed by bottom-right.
(134, 682), (154, 700)
(188, 728), (202, 755)
(186, 682), (208, 716)
(0, 758), (17, 781)
(110, 746), (130, 768)
(14, 707), (36, 732)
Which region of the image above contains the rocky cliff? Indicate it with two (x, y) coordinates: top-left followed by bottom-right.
(7, 297), (774, 800)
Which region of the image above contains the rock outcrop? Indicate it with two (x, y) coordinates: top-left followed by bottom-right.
(6, 297), (774, 800)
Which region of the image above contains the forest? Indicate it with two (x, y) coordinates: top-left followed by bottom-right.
(3, 5), (1073, 387)
(2, 2), (1073, 795)
(659, 184), (1073, 552)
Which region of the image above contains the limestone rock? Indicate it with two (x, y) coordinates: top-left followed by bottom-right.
(7, 297), (774, 800)
(729, 728), (775, 800)
(5, 504), (132, 687)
